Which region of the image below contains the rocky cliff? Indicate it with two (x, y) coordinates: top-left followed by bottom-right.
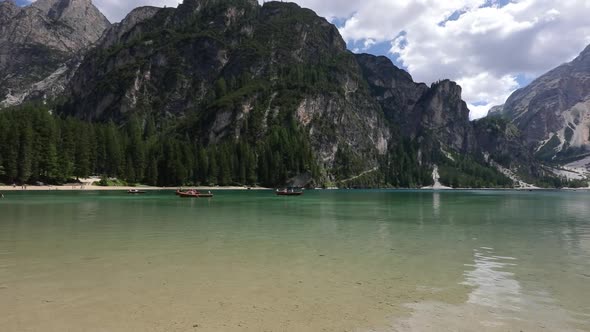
(357, 54), (474, 154)
(0, 0), (110, 107)
(63, 0), (391, 175)
(494, 44), (590, 162)
(357, 53), (558, 187)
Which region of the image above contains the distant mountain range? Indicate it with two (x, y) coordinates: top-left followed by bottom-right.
(0, 0), (588, 188)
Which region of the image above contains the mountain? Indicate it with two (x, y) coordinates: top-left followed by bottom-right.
(58, 0), (551, 187)
(492, 45), (590, 163)
(0, 0), (110, 107)
(63, 0), (393, 180)
(0, 0), (578, 188)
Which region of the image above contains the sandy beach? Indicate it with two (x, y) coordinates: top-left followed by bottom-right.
(0, 178), (269, 192)
(0, 185), (269, 192)
(0, 176), (587, 192)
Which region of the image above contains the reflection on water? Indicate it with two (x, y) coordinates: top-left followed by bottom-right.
(462, 247), (521, 311)
(432, 192), (440, 218)
(397, 245), (586, 331)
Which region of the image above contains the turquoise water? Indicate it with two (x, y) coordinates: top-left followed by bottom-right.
(1, 190), (589, 331)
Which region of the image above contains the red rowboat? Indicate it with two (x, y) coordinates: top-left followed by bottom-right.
(178, 191), (200, 198)
(177, 190), (214, 198)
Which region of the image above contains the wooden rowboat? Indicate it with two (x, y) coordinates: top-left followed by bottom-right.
(276, 190), (303, 196)
(178, 191), (200, 198)
(128, 189), (147, 194)
(177, 190), (213, 198)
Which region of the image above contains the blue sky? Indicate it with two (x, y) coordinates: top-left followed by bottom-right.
(16, 0), (590, 118)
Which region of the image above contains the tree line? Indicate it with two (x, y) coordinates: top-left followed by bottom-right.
(0, 105), (318, 187)
(2, 105), (584, 189)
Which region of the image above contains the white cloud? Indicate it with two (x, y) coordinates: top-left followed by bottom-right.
(457, 73), (520, 119)
(285, 0), (590, 119)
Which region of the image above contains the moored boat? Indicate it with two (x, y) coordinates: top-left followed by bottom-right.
(177, 190), (213, 198)
(275, 188), (304, 196)
(178, 190), (200, 197)
(128, 189), (147, 194)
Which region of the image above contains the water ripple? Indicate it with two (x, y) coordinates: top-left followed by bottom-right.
(462, 247), (521, 311)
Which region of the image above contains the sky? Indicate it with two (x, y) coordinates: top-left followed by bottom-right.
(16, 0), (590, 119)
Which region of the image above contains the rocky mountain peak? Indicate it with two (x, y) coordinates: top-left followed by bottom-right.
(0, 0), (110, 107)
(494, 43), (590, 162)
(33, 0), (87, 17)
(571, 44), (590, 70)
(429, 79), (463, 98)
(33, 0), (110, 41)
(178, 0), (258, 13)
(0, 0), (21, 23)
(99, 6), (162, 49)
(355, 54), (415, 86)
(0, 0), (18, 9)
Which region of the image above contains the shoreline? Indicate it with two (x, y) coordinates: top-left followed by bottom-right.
(0, 185), (270, 192)
(1, 185), (588, 192)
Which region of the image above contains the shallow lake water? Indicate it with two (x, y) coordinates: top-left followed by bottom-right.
(1, 190), (589, 331)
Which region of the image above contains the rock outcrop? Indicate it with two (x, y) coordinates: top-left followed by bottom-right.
(357, 54), (474, 154)
(0, 0), (110, 107)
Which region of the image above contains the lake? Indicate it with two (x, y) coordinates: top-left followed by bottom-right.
(1, 190), (589, 331)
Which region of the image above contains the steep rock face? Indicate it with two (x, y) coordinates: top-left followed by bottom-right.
(0, 0), (21, 24)
(355, 54), (428, 130)
(64, 0), (390, 170)
(356, 54), (473, 154)
(415, 80), (474, 152)
(497, 44), (590, 161)
(473, 117), (536, 169)
(0, 0), (109, 107)
(99, 6), (162, 49)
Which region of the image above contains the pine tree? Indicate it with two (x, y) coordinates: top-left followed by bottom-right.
(126, 115), (146, 182)
(74, 123), (92, 179)
(105, 122), (124, 177)
(4, 125), (19, 183)
(145, 155), (159, 185)
(197, 146), (208, 184)
(215, 77), (227, 98)
(17, 121), (33, 183)
(218, 147), (232, 186)
(246, 147), (257, 185)
(208, 148), (218, 185)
